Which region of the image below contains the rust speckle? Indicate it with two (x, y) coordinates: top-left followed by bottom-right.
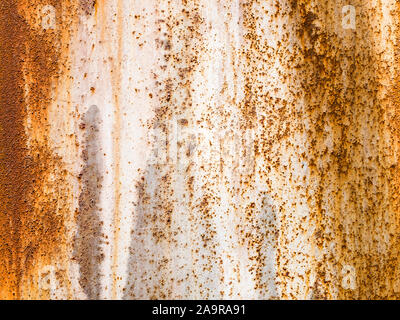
(80, 0), (96, 16)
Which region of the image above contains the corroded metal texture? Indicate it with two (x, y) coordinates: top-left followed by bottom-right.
(1, 0), (400, 300)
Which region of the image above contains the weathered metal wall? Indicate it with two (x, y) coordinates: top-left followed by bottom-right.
(0, 0), (400, 300)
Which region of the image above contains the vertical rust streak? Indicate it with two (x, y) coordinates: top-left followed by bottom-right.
(111, 0), (123, 299)
(0, 0), (29, 299)
(0, 0), (77, 299)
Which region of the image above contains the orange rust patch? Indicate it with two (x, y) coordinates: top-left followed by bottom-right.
(0, 0), (77, 299)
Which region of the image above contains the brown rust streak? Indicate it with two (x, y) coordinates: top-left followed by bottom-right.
(0, 0), (77, 299)
(0, 0), (30, 299)
(111, 0), (123, 299)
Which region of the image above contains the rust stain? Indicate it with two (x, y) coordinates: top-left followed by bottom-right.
(0, 0), (32, 299)
(2, 0), (400, 300)
(292, 0), (400, 299)
(0, 0), (77, 299)
(235, 0), (400, 299)
(110, 0), (123, 299)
